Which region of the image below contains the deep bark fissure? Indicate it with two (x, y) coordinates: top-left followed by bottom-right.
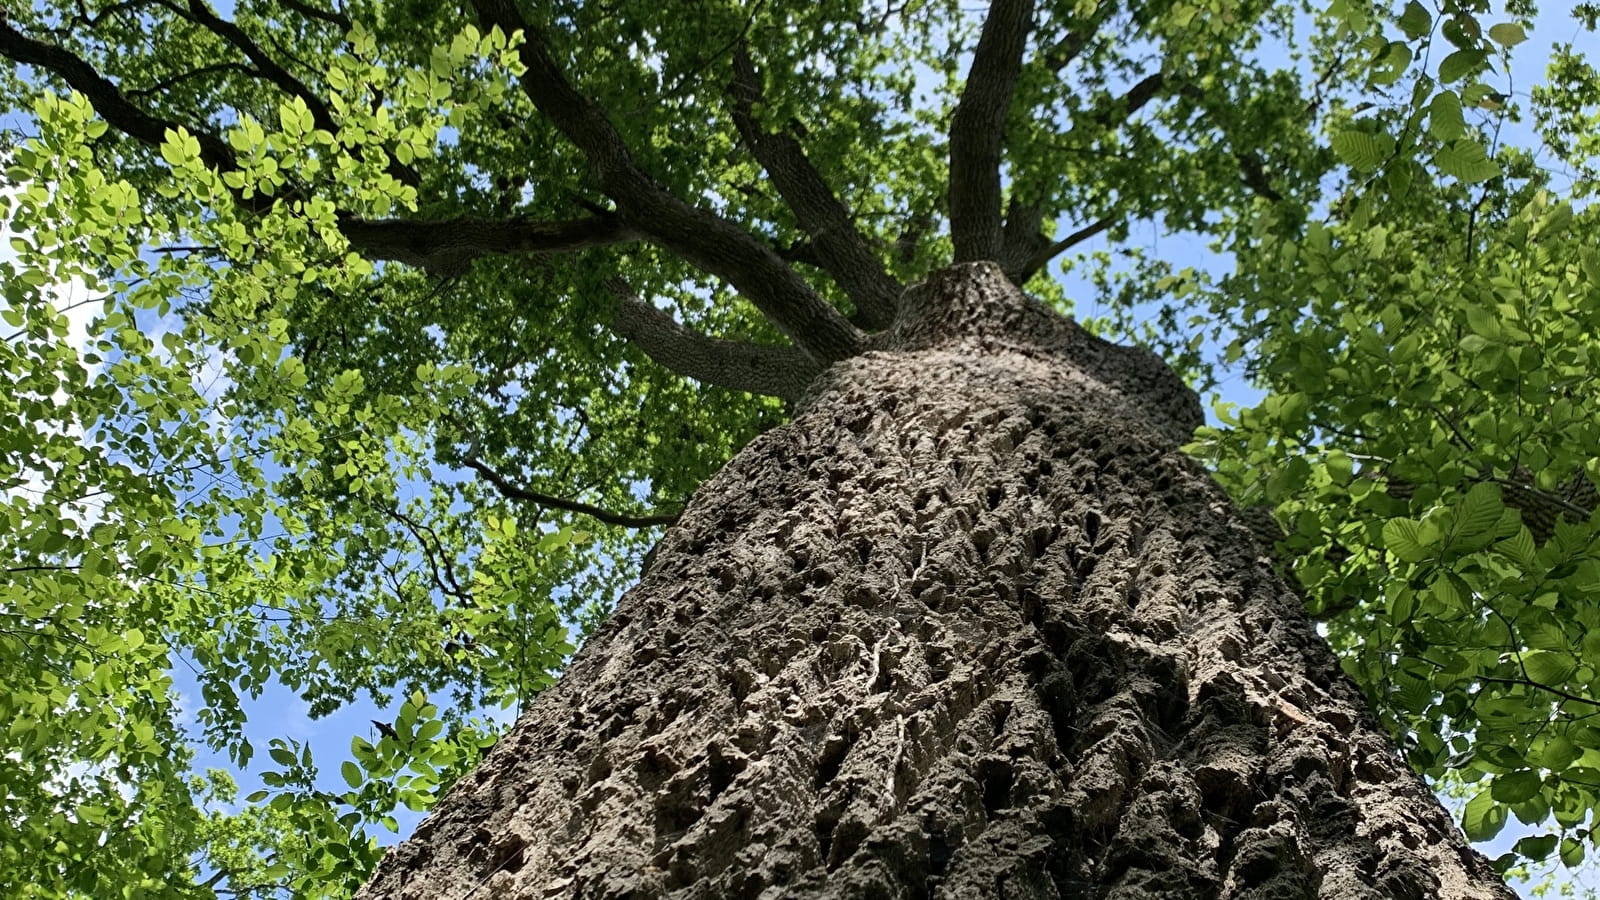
(357, 263), (1512, 900)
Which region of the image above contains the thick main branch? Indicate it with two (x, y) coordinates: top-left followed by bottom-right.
(608, 281), (820, 402)
(468, 0), (866, 364)
(728, 43), (900, 330)
(948, 0), (1035, 265)
(340, 215), (642, 275)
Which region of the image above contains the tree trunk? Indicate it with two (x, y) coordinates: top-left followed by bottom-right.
(358, 263), (1514, 899)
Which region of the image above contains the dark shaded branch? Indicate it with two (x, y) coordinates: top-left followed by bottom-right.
(607, 279), (820, 402)
(60, 0), (160, 31)
(774, 238), (824, 269)
(1016, 215), (1113, 283)
(468, 0), (866, 364)
(1476, 674), (1600, 708)
(999, 69), (1160, 282)
(1237, 151), (1284, 201)
(461, 454), (679, 529)
(276, 0), (351, 30)
(728, 42), (901, 330)
(1096, 70), (1164, 128)
(0, 18), (244, 178)
(124, 60), (259, 99)
(1038, 22), (1094, 73)
(948, 0), (1034, 264)
(2, 21), (628, 276)
(164, 0), (419, 187)
(339, 214), (643, 275)
(171, 0), (336, 130)
(374, 499), (470, 603)
(998, 199), (1046, 283)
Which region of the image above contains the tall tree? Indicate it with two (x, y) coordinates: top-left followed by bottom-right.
(0, 0), (1593, 896)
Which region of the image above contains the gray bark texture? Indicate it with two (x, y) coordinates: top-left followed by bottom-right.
(357, 263), (1514, 899)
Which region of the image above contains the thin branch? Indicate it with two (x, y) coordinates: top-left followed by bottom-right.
(1038, 25), (1094, 73)
(1237, 151), (1283, 202)
(661, 0), (765, 97)
(124, 61), (260, 100)
(998, 69), (1163, 282)
(728, 41), (901, 330)
(607, 278), (820, 402)
(460, 454), (679, 530)
(948, 0), (1035, 264)
(1476, 674), (1600, 709)
(373, 499), (470, 603)
(468, 0), (867, 364)
(1094, 70), (1164, 129)
(164, 0), (418, 187)
(1016, 215), (1113, 282)
(338, 213), (643, 275)
(275, 0), (351, 30)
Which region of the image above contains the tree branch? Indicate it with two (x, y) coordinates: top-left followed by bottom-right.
(0, 18), (243, 180)
(276, 0), (351, 30)
(1038, 22), (1094, 74)
(1, 21), (633, 276)
(338, 214), (643, 275)
(606, 279), (820, 402)
(164, 0), (419, 187)
(1096, 70), (1164, 129)
(998, 199), (1046, 283)
(1237, 151), (1284, 202)
(373, 499), (470, 604)
(728, 42), (901, 330)
(1016, 215), (1113, 283)
(468, 0), (867, 364)
(124, 61), (260, 100)
(460, 453), (679, 529)
(948, 0), (1035, 264)
(998, 69), (1159, 283)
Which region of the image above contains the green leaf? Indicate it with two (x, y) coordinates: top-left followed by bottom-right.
(1491, 770), (1544, 804)
(1464, 788), (1508, 840)
(1450, 482), (1503, 542)
(1383, 518), (1432, 562)
(1487, 23), (1526, 47)
(1438, 49), (1487, 83)
(1331, 130), (1393, 172)
(1523, 651), (1577, 686)
(1561, 837), (1585, 867)
(1514, 834), (1558, 860)
(1326, 450), (1354, 485)
(1397, 0), (1432, 39)
(1535, 736), (1581, 770)
(341, 760), (363, 789)
(1427, 91), (1466, 141)
(1433, 139), (1501, 183)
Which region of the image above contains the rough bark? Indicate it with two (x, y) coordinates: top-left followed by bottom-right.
(608, 291), (820, 403)
(728, 43), (902, 331)
(358, 263), (1512, 899)
(469, 0), (868, 365)
(948, 0), (1034, 266)
(340, 215), (643, 277)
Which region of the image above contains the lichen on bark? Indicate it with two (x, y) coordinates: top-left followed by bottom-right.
(358, 263), (1512, 899)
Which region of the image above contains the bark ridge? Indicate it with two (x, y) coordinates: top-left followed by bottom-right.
(358, 263), (1512, 900)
